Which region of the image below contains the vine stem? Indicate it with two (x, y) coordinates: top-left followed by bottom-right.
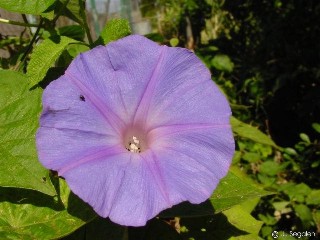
(0, 17), (38, 27)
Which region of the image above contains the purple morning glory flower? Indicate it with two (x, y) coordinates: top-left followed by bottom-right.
(36, 35), (234, 226)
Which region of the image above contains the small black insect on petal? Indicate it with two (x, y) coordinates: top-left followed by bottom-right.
(79, 95), (86, 101)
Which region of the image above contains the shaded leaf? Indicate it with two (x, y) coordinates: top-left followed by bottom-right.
(0, 0), (55, 15)
(27, 36), (77, 86)
(0, 70), (55, 195)
(128, 219), (180, 240)
(306, 190), (320, 205)
(312, 210), (320, 230)
(231, 117), (278, 148)
(67, 43), (90, 58)
(279, 183), (311, 203)
(61, 0), (85, 24)
(62, 216), (126, 240)
(180, 215), (248, 240)
(312, 123), (320, 133)
(211, 54), (234, 72)
(58, 25), (85, 41)
(0, 179), (96, 240)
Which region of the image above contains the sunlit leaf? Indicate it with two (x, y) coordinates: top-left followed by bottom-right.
(0, 179), (96, 239)
(293, 204), (313, 229)
(169, 38), (179, 47)
(210, 167), (271, 212)
(27, 36), (77, 86)
(231, 117), (278, 148)
(97, 19), (131, 45)
(299, 133), (310, 143)
(224, 205), (263, 239)
(0, 0), (55, 15)
(0, 70), (55, 195)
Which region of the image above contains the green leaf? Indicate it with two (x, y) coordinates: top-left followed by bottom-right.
(306, 190), (320, 205)
(231, 117), (278, 148)
(258, 213), (277, 225)
(299, 133), (310, 143)
(159, 167), (271, 217)
(284, 147), (297, 156)
(180, 215), (247, 240)
(180, 205), (263, 240)
(224, 205), (263, 239)
(211, 54), (234, 72)
(27, 36), (77, 86)
(0, 70), (55, 195)
(259, 161), (283, 176)
(67, 43), (90, 58)
(232, 150), (242, 164)
(210, 167), (271, 212)
(0, 179), (96, 240)
(272, 201), (290, 211)
(58, 25), (85, 41)
(98, 19), (131, 45)
(312, 123), (320, 133)
(242, 152), (260, 163)
(61, 0), (85, 24)
(278, 232), (296, 240)
(279, 183), (311, 203)
(0, 0), (55, 14)
(169, 38), (179, 47)
(239, 198), (261, 213)
(312, 210), (320, 229)
(293, 204), (313, 228)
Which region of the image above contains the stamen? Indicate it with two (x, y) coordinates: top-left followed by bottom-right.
(126, 136), (141, 153)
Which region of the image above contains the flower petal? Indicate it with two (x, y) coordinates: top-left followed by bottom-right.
(150, 126), (234, 204)
(136, 46), (231, 129)
(37, 75), (121, 171)
(65, 35), (162, 125)
(37, 35), (235, 227)
(63, 153), (170, 226)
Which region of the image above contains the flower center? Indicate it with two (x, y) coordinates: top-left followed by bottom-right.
(123, 125), (149, 153)
(126, 136), (141, 153)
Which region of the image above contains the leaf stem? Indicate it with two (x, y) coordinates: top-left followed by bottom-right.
(21, 14), (34, 37)
(15, 18), (44, 72)
(0, 17), (38, 28)
(79, 1), (94, 46)
(52, 0), (71, 24)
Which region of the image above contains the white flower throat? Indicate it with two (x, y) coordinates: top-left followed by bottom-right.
(126, 136), (141, 153)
